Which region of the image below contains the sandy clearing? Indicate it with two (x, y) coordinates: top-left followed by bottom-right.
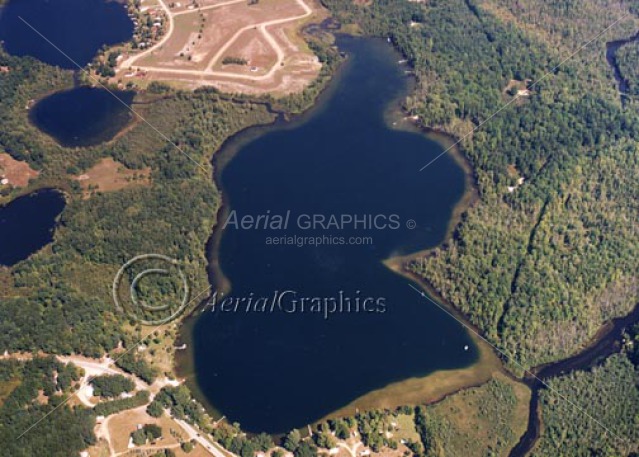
(117, 0), (321, 93)
(0, 153), (39, 188)
(73, 157), (151, 198)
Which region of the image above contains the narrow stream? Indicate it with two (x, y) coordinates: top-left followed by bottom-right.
(605, 32), (639, 104)
(507, 34), (639, 455)
(508, 304), (639, 457)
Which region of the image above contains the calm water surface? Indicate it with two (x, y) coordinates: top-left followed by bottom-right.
(180, 37), (478, 433)
(0, 189), (65, 266)
(29, 87), (135, 147)
(0, 0), (133, 68)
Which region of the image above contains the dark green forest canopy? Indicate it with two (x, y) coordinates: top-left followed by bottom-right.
(324, 0), (639, 369)
(0, 51), (275, 357)
(533, 352), (639, 456)
(1, 0), (639, 455)
(0, 27), (341, 358)
(0, 358), (94, 457)
(0, 31), (340, 454)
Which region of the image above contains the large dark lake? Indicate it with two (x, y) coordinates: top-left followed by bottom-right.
(179, 37), (478, 433)
(0, 0), (133, 68)
(0, 189), (65, 266)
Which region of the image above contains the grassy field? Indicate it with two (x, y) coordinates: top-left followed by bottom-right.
(73, 157), (151, 198)
(425, 372), (530, 457)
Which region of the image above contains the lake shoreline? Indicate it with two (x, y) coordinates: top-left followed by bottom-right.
(175, 35), (492, 433)
(173, 31), (350, 425)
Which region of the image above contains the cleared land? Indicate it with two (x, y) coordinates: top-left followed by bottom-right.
(425, 372), (531, 457)
(116, 0), (326, 94)
(73, 157), (151, 198)
(0, 152), (39, 188)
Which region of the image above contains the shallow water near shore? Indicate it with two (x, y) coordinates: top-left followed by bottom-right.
(177, 36), (478, 433)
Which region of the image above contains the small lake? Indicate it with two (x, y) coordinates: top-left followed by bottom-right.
(0, 0), (133, 68)
(0, 189), (65, 266)
(29, 87), (135, 148)
(178, 37), (478, 433)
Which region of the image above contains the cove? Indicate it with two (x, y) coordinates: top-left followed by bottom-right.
(29, 87), (135, 148)
(0, 189), (65, 266)
(0, 0), (133, 68)
(179, 37), (478, 433)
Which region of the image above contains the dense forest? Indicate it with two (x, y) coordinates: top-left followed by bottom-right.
(0, 358), (95, 457)
(531, 324), (639, 455)
(324, 0), (639, 370)
(320, 0), (639, 454)
(0, 19), (341, 358)
(0, 48), (274, 357)
(617, 40), (639, 96)
(2, 0), (639, 455)
(0, 15), (341, 454)
(533, 352), (639, 456)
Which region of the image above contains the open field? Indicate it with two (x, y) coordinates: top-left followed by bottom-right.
(73, 157), (151, 198)
(0, 152), (39, 188)
(116, 0), (326, 94)
(425, 372), (531, 457)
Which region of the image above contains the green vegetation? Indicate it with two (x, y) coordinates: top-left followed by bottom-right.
(533, 354), (639, 456)
(211, 422), (277, 457)
(95, 51), (120, 78)
(317, 1), (639, 454)
(616, 41), (639, 96)
(222, 56), (248, 66)
(284, 428), (302, 451)
(114, 353), (158, 384)
(0, 47), (274, 360)
(148, 385), (206, 425)
(152, 450), (176, 457)
(89, 374), (135, 398)
(131, 423), (163, 445)
(0, 20), (343, 454)
(93, 390), (150, 417)
(419, 376), (529, 457)
(128, 0), (166, 51)
(0, 358), (94, 457)
(0, 18), (343, 454)
(324, 0), (639, 370)
(623, 323), (639, 365)
(182, 440), (195, 452)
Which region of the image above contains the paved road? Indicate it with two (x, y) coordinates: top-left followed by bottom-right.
(119, 0), (313, 82)
(174, 418), (232, 457)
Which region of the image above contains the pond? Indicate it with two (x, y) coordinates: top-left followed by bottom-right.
(29, 87), (135, 148)
(0, 189), (65, 267)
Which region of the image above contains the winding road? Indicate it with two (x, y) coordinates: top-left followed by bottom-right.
(119, 0), (313, 82)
